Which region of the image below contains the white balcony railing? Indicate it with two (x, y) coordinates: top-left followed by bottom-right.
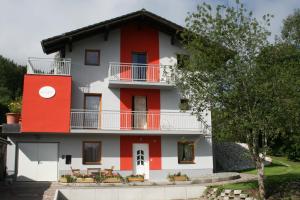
(108, 62), (175, 84)
(27, 57), (71, 75)
(70, 110), (210, 134)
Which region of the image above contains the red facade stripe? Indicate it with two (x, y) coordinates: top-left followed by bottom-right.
(120, 23), (160, 81)
(120, 135), (162, 170)
(120, 88), (160, 130)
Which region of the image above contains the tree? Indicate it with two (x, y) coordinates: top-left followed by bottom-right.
(176, 1), (285, 199)
(281, 9), (300, 46)
(0, 55), (25, 123)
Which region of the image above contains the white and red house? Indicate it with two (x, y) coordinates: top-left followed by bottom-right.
(4, 9), (213, 181)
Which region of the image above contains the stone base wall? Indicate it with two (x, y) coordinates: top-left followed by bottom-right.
(214, 142), (261, 171)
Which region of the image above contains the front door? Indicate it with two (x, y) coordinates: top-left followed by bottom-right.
(133, 96), (147, 129)
(84, 94), (102, 128)
(132, 52), (147, 81)
(133, 143), (149, 179)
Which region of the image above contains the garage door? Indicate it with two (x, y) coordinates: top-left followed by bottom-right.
(17, 143), (58, 181)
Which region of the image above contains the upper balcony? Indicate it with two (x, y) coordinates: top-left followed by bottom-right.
(70, 110), (211, 135)
(27, 57), (71, 76)
(108, 62), (176, 89)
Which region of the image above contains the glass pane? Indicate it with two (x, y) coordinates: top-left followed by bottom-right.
(86, 51), (99, 65)
(141, 160), (144, 165)
(132, 53), (146, 64)
(84, 142), (100, 163)
(178, 142), (194, 162)
(141, 155), (144, 160)
(85, 96), (100, 110)
(185, 144), (193, 161)
(84, 96), (100, 128)
(132, 53), (147, 81)
(178, 143), (184, 161)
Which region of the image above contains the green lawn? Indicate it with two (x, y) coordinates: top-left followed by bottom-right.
(213, 157), (300, 197)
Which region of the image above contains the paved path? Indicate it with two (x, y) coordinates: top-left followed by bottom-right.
(0, 174), (257, 200)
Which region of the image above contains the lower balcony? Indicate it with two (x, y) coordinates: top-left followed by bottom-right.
(70, 110), (210, 134)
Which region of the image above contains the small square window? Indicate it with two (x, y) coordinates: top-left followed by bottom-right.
(179, 98), (190, 111)
(178, 141), (195, 164)
(85, 50), (100, 66)
(177, 54), (190, 69)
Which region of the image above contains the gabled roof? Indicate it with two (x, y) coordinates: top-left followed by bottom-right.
(41, 9), (184, 54)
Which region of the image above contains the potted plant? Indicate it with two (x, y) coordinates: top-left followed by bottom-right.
(102, 173), (123, 183)
(59, 175), (68, 183)
(168, 172), (189, 182)
(126, 174), (144, 182)
(6, 97), (22, 124)
(59, 175), (76, 183)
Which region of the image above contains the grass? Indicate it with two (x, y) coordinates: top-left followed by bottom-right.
(213, 157), (300, 198)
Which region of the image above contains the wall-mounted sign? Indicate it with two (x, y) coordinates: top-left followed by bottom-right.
(39, 86), (56, 99)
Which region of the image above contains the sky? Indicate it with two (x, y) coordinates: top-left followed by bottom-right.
(0, 0), (299, 65)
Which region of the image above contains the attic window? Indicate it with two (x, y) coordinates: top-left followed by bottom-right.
(85, 49), (100, 66)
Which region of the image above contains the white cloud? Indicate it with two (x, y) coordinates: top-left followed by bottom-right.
(0, 0), (299, 65)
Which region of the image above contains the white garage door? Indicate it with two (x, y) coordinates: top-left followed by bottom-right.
(17, 143), (58, 181)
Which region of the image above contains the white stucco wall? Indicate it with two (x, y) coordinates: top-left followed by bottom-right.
(159, 31), (211, 127)
(7, 134), (213, 177)
(6, 135), (121, 175)
(161, 135), (213, 170)
(66, 29), (120, 113)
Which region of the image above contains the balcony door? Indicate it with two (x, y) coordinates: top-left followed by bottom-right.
(132, 52), (147, 81)
(84, 94), (102, 129)
(133, 96), (147, 129)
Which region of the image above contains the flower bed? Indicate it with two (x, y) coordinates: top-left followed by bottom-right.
(59, 175), (76, 183)
(168, 172), (189, 182)
(102, 175), (123, 183)
(126, 175), (145, 182)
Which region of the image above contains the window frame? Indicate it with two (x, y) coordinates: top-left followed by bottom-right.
(85, 49), (100, 66)
(176, 54), (190, 69)
(82, 141), (102, 165)
(177, 141), (195, 164)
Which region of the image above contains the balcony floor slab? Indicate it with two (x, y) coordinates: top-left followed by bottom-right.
(108, 80), (175, 89)
(70, 129), (208, 135)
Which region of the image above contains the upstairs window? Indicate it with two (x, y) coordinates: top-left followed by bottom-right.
(85, 49), (100, 66)
(179, 98), (190, 111)
(178, 141), (195, 164)
(177, 54), (190, 69)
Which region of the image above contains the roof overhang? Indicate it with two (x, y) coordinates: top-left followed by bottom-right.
(41, 9), (184, 54)
(0, 137), (11, 145)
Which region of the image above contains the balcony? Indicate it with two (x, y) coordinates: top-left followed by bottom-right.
(27, 57), (71, 75)
(70, 110), (211, 135)
(108, 62), (175, 89)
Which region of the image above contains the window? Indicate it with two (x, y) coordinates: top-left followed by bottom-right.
(178, 141), (195, 164)
(132, 52), (147, 81)
(83, 141), (101, 164)
(84, 94), (102, 128)
(177, 54), (190, 69)
(179, 98), (190, 111)
(85, 50), (100, 66)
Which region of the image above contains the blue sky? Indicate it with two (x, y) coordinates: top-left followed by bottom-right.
(0, 0), (299, 65)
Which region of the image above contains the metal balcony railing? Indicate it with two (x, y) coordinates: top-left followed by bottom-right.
(108, 62), (175, 84)
(70, 110), (210, 134)
(27, 57), (71, 75)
